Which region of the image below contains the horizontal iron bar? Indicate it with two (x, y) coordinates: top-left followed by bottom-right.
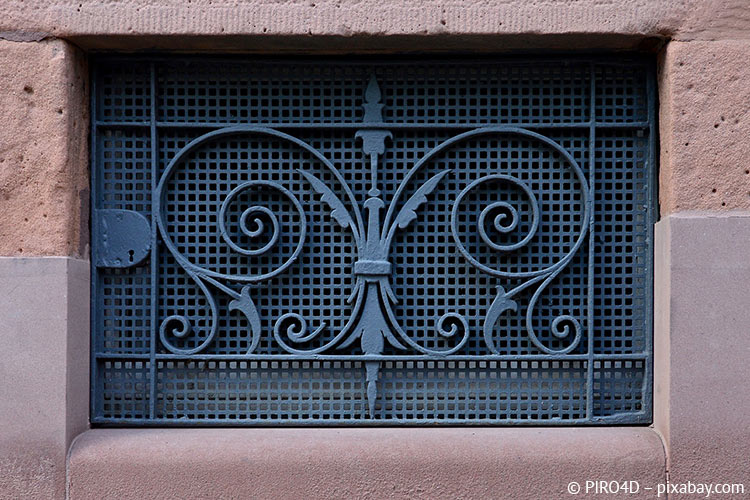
(91, 412), (649, 427)
(94, 352), (649, 361)
(94, 120), (651, 130)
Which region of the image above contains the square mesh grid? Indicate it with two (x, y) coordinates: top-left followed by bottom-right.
(91, 55), (655, 425)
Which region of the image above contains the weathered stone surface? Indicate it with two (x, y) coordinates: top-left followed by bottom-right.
(655, 214), (750, 488)
(0, 0), (747, 50)
(0, 39), (88, 257)
(659, 40), (750, 213)
(68, 427), (665, 500)
(0, 257), (89, 500)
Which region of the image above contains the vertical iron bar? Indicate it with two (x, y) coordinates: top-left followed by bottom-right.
(586, 62), (597, 420)
(89, 63), (99, 421)
(148, 63), (159, 419)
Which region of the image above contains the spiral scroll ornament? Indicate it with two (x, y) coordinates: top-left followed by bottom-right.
(443, 138), (589, 355)
(154, 128), (362, 356)
(452, 174), (541, 265)
(218, 180), (306, 269)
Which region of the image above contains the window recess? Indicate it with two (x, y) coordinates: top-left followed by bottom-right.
(91, 55), (656, 425)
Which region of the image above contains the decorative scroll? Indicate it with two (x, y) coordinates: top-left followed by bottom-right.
(154, 76), (590, 416)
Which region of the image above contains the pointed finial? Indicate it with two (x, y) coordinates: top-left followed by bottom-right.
(365, 75), (381, 104)
(362, 75), (384, 123)
(365, 361), (380, 418)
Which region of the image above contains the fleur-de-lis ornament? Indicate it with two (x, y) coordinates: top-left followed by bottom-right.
(302, 76), (451, 416)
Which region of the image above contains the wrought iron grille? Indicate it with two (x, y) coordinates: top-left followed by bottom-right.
(91, 55), (656, 425)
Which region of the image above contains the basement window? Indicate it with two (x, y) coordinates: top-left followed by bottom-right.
(90, 55), (656, 424)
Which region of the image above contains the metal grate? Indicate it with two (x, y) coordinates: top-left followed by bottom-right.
(91, 55), (656, 425)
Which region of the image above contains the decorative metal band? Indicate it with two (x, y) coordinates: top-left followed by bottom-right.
(354, 260), (392, 276)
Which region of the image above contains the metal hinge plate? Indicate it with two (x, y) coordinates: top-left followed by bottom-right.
(94, 209), (150, 268)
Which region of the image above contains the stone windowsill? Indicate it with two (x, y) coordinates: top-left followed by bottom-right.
(67, 427), (666, 499)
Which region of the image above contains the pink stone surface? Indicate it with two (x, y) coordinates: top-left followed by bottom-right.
(0, 0), (748, 50)
(0, 39), (88, 257)
(653, 217), (671, 451)
(654, 214), (750, 488)
(68, 427), (665, 500)
(0, 257), (89, 499)
(658, 41), (750, 213)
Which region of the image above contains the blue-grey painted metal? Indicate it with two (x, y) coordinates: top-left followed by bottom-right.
(90, 55), (656, 425)
(93, 209), (151, 268)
